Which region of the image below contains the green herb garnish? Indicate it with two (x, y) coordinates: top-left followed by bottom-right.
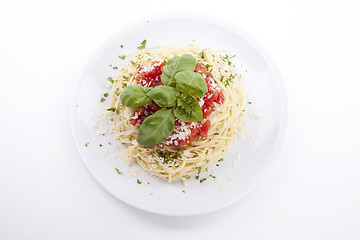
(137, 40), (147, 49)
(137, 179), (142, 184)
(115, 168), (123, 175)
(119, 55), (126, 59)
(107, 77), (114, 84)
(161, 54), (196, 87)
(100, 97), (106, 102)
(120, 54), (208, 147)
(137, 109), (175, 147)
(120, 85), (152, 108)
(147, 86), (180, 107)
(198, 50), (205, 59)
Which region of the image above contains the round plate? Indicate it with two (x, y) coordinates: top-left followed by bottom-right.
(71, 14), (287, 216)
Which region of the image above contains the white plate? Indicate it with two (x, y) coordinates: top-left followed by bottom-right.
(71, 14), (287, 216)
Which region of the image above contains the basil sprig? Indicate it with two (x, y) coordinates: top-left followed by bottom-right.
(120, 54), (208, 147)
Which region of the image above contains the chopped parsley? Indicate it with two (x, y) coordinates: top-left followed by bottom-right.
(137, 179), (142, 184)
(200, 178), (207, 183)
(118, 55), (126, 60)
(104, 93), (109, 97)
(248, 101), (252, 104)
(198, 50), (205, 59)
(218, 158), (224, 162)
(100, 97), (106, 102)
(99, 144), (102, 147)
(137, 40), (147, 49)
(107, 108), (116, 112)
(107, 77), (114, 84)
(85, 142), (89, 147)
(221, 74), (237, 87)
(120, 45), (124, 48)
(115, 168), (123, 175)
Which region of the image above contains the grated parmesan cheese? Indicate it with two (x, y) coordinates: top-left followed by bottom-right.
(251, 110), (262, 119)
(233, 159), (238, 169)
(126, 167), (137, 178)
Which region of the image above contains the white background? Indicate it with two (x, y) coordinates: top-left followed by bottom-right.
(1, 0), (359, 239)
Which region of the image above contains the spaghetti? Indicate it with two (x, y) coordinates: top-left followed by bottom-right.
(106, 44), (246, 182)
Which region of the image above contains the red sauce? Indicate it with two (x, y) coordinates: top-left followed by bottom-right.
(131, 61), (224, 147)
(135, 61), (165, 87)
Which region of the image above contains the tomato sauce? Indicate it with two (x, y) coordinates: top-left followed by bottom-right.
(131, 61), (224, 147)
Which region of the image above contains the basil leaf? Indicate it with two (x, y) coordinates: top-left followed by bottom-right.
(173, 94), (203, 122)
(161, 54), (196, 87)
(175, 71), (208, 97)
(120, 85), (152, 108)
(147, 86), (180, 107)
(137, 109), (175, 147)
